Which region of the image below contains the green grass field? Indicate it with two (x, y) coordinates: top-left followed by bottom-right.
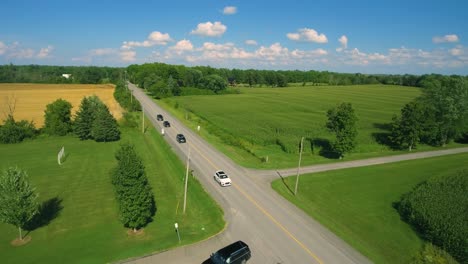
(271, 153), (468, 264)
(0, 126), (224, 263)
(159, 84), (450, 169)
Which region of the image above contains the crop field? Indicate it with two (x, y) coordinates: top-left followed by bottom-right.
(0, 83), (123, 127)
(0, 125), (224, 263)
(272, 152), (468, 264)
(161, 84), (426, 168)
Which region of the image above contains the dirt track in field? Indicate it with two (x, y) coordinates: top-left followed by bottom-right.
(0, 83), (123, 127)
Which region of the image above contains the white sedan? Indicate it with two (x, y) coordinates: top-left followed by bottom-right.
(214, 170), (232, 187)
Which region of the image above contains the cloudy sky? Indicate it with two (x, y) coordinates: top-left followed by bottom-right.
(0, 0), (467, 74)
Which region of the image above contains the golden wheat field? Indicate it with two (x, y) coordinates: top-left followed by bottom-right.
(0, 83), (123, 127)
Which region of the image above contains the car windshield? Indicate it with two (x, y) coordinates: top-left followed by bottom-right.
(220, 175), (228, 179)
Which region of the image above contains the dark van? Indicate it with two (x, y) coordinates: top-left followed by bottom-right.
(210, 240), (251, 264)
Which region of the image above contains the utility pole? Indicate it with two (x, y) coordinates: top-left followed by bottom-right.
(294, 137), (304, 196)
(183, 145), (191, 214)
(141, 106), (145, 133)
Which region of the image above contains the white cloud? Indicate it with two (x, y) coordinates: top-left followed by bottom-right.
(169, 39), (194, 55)
(245, 40), (258, 46)
(336, 35), (348, 52)
(223, 6), (237, 15)
(121, 31), (173, 49)
(120, 50), (136, 61)
(0, 41), (54, 59)
(287, 28), (328, 43)
(190, 21), (227, 37)
(0, 41), (7, 55)
(89, 48), (116, 56)
(450, 46), (464, 56)
(37, 45), (54, 58)
(200, 42), (234, 51)
(433, 34), (459, 43)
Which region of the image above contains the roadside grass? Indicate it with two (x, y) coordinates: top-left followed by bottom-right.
(0, 125), (224, 264)
(271, 153), (468, 264)
(158, 84), (465, 169)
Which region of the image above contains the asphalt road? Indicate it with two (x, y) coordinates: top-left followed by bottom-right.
(123, 83), (468, 264)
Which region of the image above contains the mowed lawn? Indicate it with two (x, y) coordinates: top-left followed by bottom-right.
(161, 84), (428, 168)
(0, 126), (224, 263)
(0, 83), (123, 127)
(271, 153), (468, 264)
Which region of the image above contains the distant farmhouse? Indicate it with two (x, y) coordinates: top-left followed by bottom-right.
(62, 74), (72, 79)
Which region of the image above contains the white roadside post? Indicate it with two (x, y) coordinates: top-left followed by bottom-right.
(174, 223), (181, 243)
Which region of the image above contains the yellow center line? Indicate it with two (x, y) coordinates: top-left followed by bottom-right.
(188, 141), (324, 264)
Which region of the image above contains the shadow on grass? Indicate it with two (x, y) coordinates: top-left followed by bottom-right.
(25, 197), (63, 231)
(372, 123), (397, 149)
(311, 138), (340, 159)
(276, 171), (295, 195)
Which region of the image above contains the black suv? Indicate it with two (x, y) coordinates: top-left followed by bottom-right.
(163, 121), (170, 127)
(176, 134), (186, 143)
(156, 114), (163, 121)
(210, 241), (251, 264)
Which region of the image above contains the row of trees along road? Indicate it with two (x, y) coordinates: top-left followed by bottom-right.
(111, 143), (156, 232)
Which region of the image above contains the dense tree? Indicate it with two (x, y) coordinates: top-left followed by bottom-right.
(113, 81), (141, 111)
(419, 77), (468, 146)
(43, 98), (73, 136)
(0, 167), (38, 241)
(75, 95), (119, 142)
(326, 102), (358, 158)
(74, 96), (95, 140)
(0, 115), (36, 144)
(390, 100), (426, 151)
(199, 74), (227, 93)
(111, 144), (155, 231)
(91, 104), (120, 142)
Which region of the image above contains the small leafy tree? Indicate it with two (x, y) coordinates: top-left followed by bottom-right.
(326, 102), (358, 158)
(0, 115), (36, 144)
(0, 167), (38, 240)
(111, 144), (155, 231)
(390, 100), (425, 151)
(91, 104), (120, 142)
(43, 98), (73, 136)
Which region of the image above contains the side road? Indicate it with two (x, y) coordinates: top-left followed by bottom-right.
(256, 147), (468, 182)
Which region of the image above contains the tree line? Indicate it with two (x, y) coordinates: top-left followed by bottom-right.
(389, 75), (468, 150)
(0, 96), (120, 144)
(2, 64), (466, 94)
(0, 64), (123, 84)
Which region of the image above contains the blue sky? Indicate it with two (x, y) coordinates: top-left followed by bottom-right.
(0, 0), (467, 74)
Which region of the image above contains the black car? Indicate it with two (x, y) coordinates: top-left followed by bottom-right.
(163, 121), (170, 127)
(156, 114), (163, 121)
(176, 134), (186, 143)
(210, 241), (251, 264)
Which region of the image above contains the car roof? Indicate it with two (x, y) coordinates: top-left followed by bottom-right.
(215, 241), (249, 259)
